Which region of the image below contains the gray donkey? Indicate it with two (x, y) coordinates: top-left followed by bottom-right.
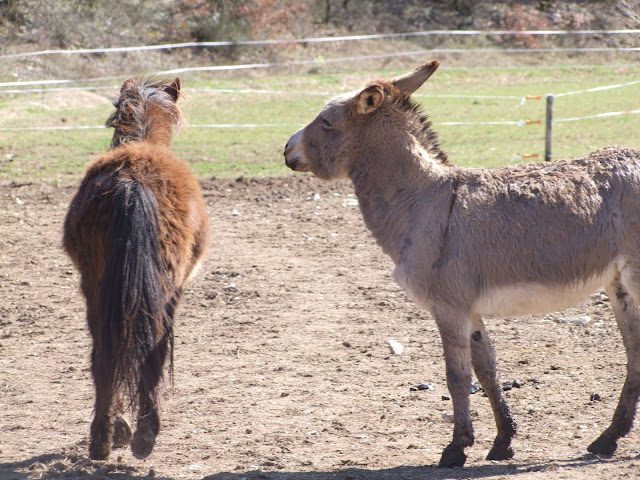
(284, 60), (640, 467)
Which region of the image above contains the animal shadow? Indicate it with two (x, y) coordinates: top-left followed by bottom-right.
(202, 453), (634, 480)
(0, 449), (170, 480)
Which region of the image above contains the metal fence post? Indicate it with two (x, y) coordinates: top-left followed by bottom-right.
(545, 94), (554, 162)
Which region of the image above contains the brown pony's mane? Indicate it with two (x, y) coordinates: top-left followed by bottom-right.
(382, 82), (450, 166)
(106, 77), (184, 149)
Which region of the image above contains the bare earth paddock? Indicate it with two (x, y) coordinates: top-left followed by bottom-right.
(2, 176), (640, 479)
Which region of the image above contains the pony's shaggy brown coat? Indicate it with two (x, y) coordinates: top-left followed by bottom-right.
(63, 78), (209, 460)
(284, 60), (640, 467)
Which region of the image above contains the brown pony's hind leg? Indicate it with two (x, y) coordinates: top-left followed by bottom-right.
(131, 400), (161, 460)
(112, 386), (132, 448)
(470, 314), (517, 461)
(588, 280), (640, 455)
(129, 284), (181, 459)
(130, 332), (170, 459)
(89, 346), (115, 460)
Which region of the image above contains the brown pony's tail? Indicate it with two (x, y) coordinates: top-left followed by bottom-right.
(95, 180), (173, 413)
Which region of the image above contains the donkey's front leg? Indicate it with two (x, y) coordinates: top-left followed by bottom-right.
(433, 306), (474, 468)
(470, 314), (516, 461)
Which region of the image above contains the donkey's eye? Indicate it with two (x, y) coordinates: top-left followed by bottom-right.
(321, 118), (333, 130)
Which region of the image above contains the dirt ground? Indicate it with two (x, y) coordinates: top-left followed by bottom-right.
(2, 175), (640, 480)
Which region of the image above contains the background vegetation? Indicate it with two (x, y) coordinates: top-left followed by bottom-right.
(0, 1), (639, 183)
(2, 1), (639, 53)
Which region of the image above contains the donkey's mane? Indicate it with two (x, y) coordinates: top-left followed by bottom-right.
(106, 78), (183, 149)
(384, 82), (449, 165)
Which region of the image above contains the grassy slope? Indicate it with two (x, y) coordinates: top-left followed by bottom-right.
(0, 65), (638, 183)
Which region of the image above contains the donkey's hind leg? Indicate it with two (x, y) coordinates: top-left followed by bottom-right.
(588, 278), (640, 455)
(470, 314), (517, 461)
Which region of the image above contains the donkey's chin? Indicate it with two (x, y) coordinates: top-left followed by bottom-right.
(285, 156), (311, 172)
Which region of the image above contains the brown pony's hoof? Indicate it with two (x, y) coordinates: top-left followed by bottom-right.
(487, 440), (515, 461)
(89, 441), (111, 461)
(131, 428), (156, 459)
(113, 416), (133, 448)
(438, 446), (467, 468)
(588, 435), (617, 456)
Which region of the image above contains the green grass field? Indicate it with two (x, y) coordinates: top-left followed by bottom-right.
(0, 64), (638, 184)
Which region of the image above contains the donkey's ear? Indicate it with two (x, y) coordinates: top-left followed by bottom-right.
(356, 84), (384, 115)
(391, 60), (439, 95)
(120, 77), (136, 92)
(165, 77), (182, 102)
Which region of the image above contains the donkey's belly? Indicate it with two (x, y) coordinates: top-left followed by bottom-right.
(473, 271), (615, 317)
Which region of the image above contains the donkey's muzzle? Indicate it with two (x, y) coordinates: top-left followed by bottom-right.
(283, 129), (310, 172)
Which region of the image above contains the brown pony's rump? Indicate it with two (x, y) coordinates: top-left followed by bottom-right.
(63, 77), (209, 460)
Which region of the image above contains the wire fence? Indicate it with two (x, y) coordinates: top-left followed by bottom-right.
(1, 28), (639, 165)
(2, 78), (638, 132)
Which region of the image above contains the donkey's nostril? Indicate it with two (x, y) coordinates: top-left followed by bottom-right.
(284, 140), (291, 156)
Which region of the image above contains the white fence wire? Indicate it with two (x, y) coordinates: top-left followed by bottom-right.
(1, 28), (638, 159)
(1, 78), (638, 132)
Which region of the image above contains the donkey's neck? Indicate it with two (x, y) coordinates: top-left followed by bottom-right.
(349, 140), (454, 265)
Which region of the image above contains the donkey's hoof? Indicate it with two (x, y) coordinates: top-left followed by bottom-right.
(587, 435), (617, 456)
(113, 417), (133, 448)
(487, 442), (514, 461)
(438, 447), (467, 468)
(131, 429), (156, 459)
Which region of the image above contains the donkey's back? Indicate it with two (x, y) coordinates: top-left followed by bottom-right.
(418, 146), (640, 318)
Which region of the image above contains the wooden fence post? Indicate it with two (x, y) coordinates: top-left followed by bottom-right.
(545, 94), (554, 162)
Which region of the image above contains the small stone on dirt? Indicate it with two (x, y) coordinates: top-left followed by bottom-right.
(442, 411), (454, 423)
(387, 339), (404, 355)
(555, 315), (591, 325)
(410, 383), (435, 392)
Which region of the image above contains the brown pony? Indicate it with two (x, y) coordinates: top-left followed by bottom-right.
(63, 77), (209, 460)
